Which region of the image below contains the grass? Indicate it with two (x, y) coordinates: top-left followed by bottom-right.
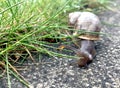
(0, 0), (111, 88)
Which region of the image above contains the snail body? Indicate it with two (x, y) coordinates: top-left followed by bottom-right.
(64, 40), (96, 67)
(76, 39), (96, 67)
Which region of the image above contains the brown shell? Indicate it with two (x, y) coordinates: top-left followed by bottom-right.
(71, 12), (101, 40)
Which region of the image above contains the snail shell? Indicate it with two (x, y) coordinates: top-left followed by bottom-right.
(69, 12), (101, 40)
(69, 12), (81, 26)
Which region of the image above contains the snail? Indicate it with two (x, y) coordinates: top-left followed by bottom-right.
(68, 11), (101, 67)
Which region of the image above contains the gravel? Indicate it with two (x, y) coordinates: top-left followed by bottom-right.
(0, 0), (120, 88)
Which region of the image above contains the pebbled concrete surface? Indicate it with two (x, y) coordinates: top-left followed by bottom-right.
(0, 0), (120, 88)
